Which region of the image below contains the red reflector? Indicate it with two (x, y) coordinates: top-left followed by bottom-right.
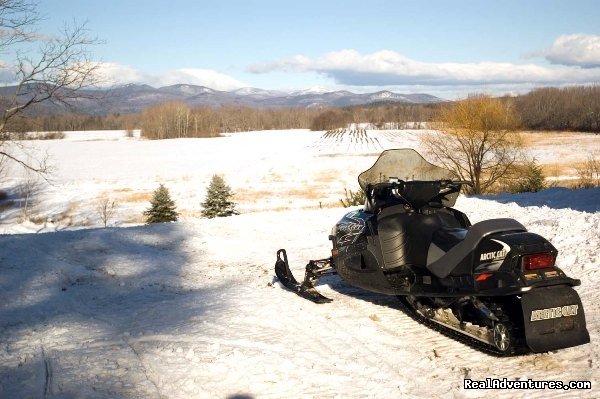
(523, 253), (554, 270)
(475, 273), (493, 282)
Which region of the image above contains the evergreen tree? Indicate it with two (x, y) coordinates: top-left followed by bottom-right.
(339, 187), (366, 207)
(516, 159), (546, 193)
(144, 184), (179, 223)
(201, 175), (238, 218)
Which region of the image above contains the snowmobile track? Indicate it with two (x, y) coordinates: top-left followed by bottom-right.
(395, 297), (529, 357)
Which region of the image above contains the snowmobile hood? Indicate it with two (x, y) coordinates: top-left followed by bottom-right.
(358, 149), (454, 191)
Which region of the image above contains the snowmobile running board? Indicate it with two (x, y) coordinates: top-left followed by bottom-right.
(275, 249), (335, 304)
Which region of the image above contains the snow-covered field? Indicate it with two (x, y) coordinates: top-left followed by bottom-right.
(2, 129), (598, 234)
(1, 129), (599, 398)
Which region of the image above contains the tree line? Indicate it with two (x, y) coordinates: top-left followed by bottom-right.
(514, 86), (600, 132)
(4, 85), (600, 137)
(309, 102), (440, 130)
(6, 103), (323, 138)
(139, 102), (319, 139)
(6, 101), (443, 137)
(311, 86), (600, 133)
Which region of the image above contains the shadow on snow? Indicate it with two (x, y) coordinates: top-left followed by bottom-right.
(469, 187), (600, 213)
(0, 223), (246, 398)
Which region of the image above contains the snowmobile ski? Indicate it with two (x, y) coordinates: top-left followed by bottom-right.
(275, 249), (334, 304)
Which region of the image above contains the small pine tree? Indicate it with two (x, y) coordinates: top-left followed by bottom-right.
(144, 184), (179, 223)
(516, 159), (546, 193)
(339, 187), (366, 207)
(201, 175), (238, 218)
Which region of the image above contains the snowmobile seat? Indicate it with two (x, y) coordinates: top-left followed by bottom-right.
(431, 227), (468, 252)
(425, 215), (468, 265)
(426, 218), (526, 279)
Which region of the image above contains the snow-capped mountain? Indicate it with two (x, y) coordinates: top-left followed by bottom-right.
(369, 90), (407, 101)
(231, 87), (285, 97)
(158, 84), (216, 96)
(289, 86), (336, 95)
(0, 83), (444, 115)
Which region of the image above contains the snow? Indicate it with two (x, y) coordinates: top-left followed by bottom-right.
(0, 129), (599, 398)
(232, 87), (283, 97)
(524, 132), (600, 165)
(290, 86), (334, 95)
(4, 129), (594, 236)
(0, 129), (430, 233)
(233, 87), (263, 95)
(17, 129), (142, 141)
(1, 202), (599, 398)
(371, 91), (395, 100)
(472, 187), (600, 213)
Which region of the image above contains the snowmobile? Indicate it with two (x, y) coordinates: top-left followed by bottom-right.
(275, 149), (589, 355)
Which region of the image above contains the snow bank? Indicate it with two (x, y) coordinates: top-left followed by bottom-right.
(1, 196), (598, 398)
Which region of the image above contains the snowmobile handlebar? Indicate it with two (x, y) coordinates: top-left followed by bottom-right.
(440, 179), (474, 188)
(367, 179), (473, 191)
(364, 179), (474, 210)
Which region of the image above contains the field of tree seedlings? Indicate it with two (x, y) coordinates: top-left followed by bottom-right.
(309, 129), (384, 153)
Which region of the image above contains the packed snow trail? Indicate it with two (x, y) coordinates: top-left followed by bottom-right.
(1, 192), (598, 398)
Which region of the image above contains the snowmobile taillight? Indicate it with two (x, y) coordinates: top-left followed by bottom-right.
(475, 273), (493, 282)
(522, 253), (554, 270)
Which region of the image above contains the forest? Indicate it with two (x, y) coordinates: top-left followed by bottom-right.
(4, 85), (599, 138)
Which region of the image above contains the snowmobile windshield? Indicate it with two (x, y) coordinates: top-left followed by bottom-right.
(358, 149), (454, 191)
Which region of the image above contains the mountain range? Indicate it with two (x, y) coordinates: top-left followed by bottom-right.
(0, 83), (444, 115)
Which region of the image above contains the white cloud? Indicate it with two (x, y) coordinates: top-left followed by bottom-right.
(0, 60), (18, 83)
(248, 49), (600, 86)
(153, 68), (246, 90)
(247, 55), (312, 74)
(543, 34), (600, 68)
(95, 62), (147, 86)
(95, 63), (247, 90)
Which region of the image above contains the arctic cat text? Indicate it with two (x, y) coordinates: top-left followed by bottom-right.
(530, 305), (579, 321)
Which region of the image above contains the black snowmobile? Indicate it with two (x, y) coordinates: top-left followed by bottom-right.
(275, 149), (589, 355)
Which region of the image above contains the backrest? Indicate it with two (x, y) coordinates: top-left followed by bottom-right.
(398, 181), (441, 210)
(377, 206), (448, 269)
(365, 181), (443, 213)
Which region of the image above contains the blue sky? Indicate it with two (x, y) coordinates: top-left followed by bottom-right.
(28, 0), (600, 98)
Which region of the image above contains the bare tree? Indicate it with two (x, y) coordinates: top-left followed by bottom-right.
(0, 154), (7, 182)
(96, 197), (117, 227)
(17, 164), (41, 220)
(516, 85), (600, 132)
(0, 0), (100, 176)
(422, 95), (523, 194)
(575, 153), (600, 188)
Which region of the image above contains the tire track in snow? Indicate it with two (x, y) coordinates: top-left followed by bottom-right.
(307, 285), (468, 395)
(125, 341), (162, 399)
(41, 346), (52, 398)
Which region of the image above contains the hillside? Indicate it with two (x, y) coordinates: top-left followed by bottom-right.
(0, 83), (443, 115)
